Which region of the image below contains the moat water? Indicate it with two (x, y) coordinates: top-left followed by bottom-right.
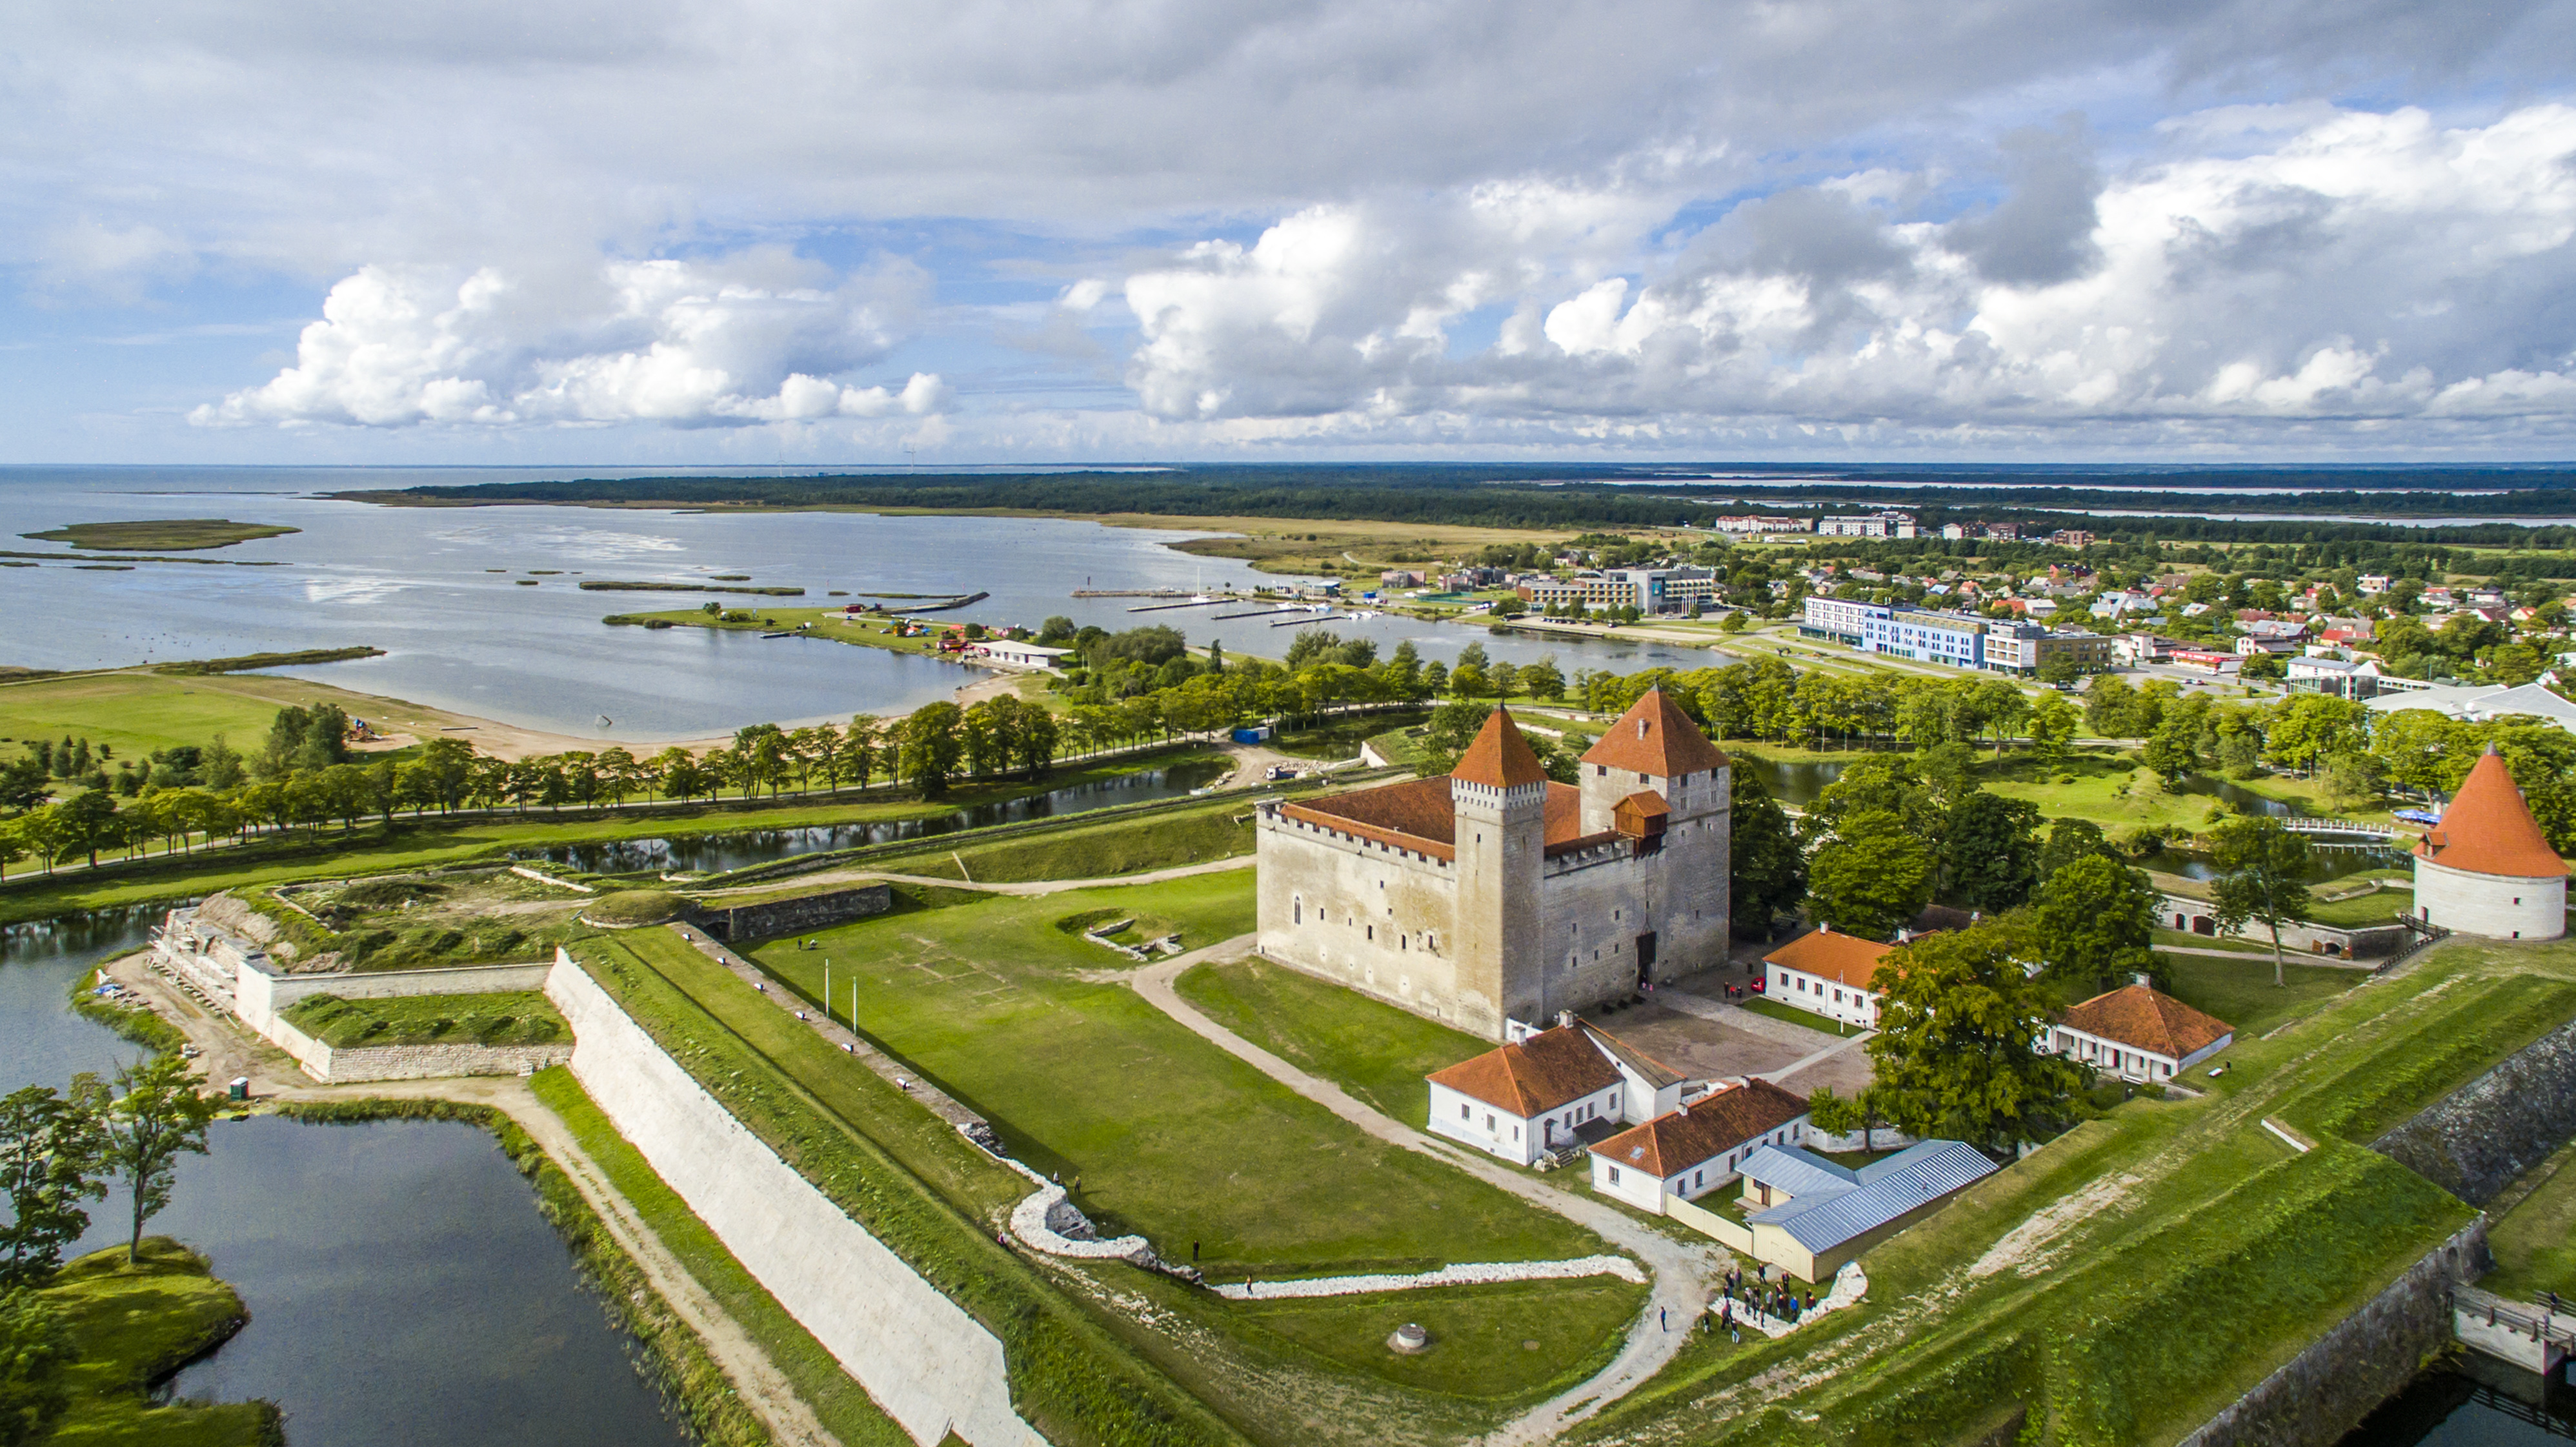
(1, 909), (690, 1447)
(508, 753), (1231, 873)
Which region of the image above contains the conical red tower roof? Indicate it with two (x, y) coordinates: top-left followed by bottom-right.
(1581, 687), (1729, 776)
(1451, 707), (1549, 789)
(2417, 747), (2567, 879)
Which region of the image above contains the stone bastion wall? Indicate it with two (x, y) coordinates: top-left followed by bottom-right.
(692, 884), (892, 944)
(543, 953), (1045, 1447)
(2370, 1015), (2576, 1206)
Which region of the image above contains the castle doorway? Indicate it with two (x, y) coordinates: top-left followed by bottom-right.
(1635, 932), (1658, 986)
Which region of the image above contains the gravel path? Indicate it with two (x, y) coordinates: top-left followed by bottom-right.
(698, 854), (1253, 898)
(1126, 940), (1720, 1446)
(1213, 1255), (1645, 1300)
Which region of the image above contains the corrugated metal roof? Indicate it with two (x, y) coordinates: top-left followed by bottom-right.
(1745, 1141), (1998, 1254)
(1738, 1144), (1859, 1199)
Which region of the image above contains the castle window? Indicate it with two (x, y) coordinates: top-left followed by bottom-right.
(1462, 1103), (1471, 1121)
(1293, 897), (1303, 924)
(1596, 765), (1607, 776)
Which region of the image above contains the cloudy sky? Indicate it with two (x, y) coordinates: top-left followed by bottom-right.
(7, 0), (2575, 465)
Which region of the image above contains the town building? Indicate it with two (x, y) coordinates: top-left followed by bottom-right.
(2047, 529), (2095, 548)
(1984, 625), (2112, 676)
(1816, 511), (1918, 538)
(1760, 927), (1895, 1028)
(1425, 1017), (1687, 1165)
(1517, 567), (1718, 616)
(1732, 1140), (2000, 1281)
(1796, 598), (2105, 675)
(1588, 1078), (1811, 1212)
(2284, 654), (2384, 698)
(1713, 514), (1813, 534)
(2412, 747), (2568, 940)
(973, 640), (1076, 669)
(1255, 694), (1732, 1038)
(2038, 983), (2233, 1082)
(2364, 681), (2576, 734)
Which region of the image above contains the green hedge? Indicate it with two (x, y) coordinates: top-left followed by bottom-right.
(575, 940), (1247, 1447)
(274, 1098), (770, 1447)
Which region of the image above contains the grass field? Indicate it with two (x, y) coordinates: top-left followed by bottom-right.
(863, 794), (1262, 883)
(741, 876), (1607, 1279)
(0, 669), (316, 758)
(1571, 935), (2576, 1447)
(282, 988), (567, 1047)
(2482, 1140), (2576, 1300)
(2153, 927), (2271, 953)
(22, 518), (297, 551)
(526, 1069), (910, 1445)
(1734, 995), (1858, 1037)
(39, 1239), (279, 1446)
(1174, 956), (1493, 1122)
(2158, 953), (2364, 1039)
(1231, 1277), (1645, 1401)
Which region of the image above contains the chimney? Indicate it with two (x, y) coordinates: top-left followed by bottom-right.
(1818, 922), (1832, 935)
(1557, 1009), (1576, 1029)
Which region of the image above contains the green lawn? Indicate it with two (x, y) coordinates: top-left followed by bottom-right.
(526, 1069), (909, 1446)
(38, 1239), (279, 1446)
(1734, 996), (1859, 1037)
(2483, 1141), (2576, 1300)
(2306, 888), (2411, 928)
(1232, 1277), (1645, 1402)
(863, 794), (1260, 884)
(1572, 936), (2576, 1447)
(1173, 956), (1493, 1122)
(0, 670), (312, 759)
(282, 988), (567, 1047)
(2157, 953), (2364, 1040)
(743, 878), (1609, 1279)
(2152, 927), (2270, 953)
(22, 518), (296, 551)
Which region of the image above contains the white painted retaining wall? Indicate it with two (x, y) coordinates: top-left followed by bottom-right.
(236, 958), (556, 1032)
(259, 1011), (569, 1083)
(544, 954), (1045, 1447)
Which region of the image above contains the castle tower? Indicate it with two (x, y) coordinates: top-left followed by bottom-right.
(2414, 745), (2568, 940)
(1451, 708), (1550, 1036)
(1577, 689), (1733, 980)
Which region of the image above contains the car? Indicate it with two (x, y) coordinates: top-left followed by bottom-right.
(1265, 764), (1299, 781)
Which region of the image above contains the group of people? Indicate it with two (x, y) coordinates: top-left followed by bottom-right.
(1711, 1263), (1818, 1338)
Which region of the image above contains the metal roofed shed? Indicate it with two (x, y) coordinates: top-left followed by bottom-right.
(1733, 1140), (2000, 1281)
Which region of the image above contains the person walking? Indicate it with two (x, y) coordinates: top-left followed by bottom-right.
(1660, 1306), (1668, 1331)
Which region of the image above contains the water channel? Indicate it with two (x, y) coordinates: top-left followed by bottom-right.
(509, 754), (1233, 874)
(1, 910), (691, 1447)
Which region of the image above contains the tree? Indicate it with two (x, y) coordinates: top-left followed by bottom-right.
(1728, 764), (1806, 937)
(2317, 751), (2383, 813)
(0, 1083), (106, 1288)
(1866, 922), (2089, 1155)
(50, 792), (117, 868)
(2031, 855), (2159, 993)
(2026, 691), (2079, 769)
(2209, 816), (2315, 987)
(2036, 651), (2084, 686)
(1806, 810), (1935, 938)
(899, 702), (965, 794)
(1718, 611), (1749, 634)
(2265, 694), (2371, 773)
(1518, 654), (1567, 702)
(2237, 650), (2285, 682)
(2035, 818), (2115, 884)
(0, 1288), (72, 1447)
(1804, 1084), (1894, 1149)
(1941, 791), (2042, 913)
(94, 1057), (218, 1266)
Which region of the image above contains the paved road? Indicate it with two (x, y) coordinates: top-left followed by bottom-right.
(1126, 939), (1719, 1446)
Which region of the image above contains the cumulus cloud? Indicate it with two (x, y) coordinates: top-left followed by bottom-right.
(1116, 103), (2576, 442)
(192, 249), (941, 428)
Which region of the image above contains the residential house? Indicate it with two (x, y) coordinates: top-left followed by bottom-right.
(1816, 511), (1918, 539)
(2048, 529), (2095, 548)
(2285, 654), (2384, 698)
(2040, 983), (2233, 1082)
(1761, 927), (1896, 1027)
(1587, 1078), (1811, 1213)
(1425, 1017), (1692, 1165)
(974, 640), (1075, 669)
(1733, 1140), (2001, 1281)
(2358, 574), (2391, 594)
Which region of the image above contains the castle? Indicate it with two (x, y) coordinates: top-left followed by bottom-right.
(1254, 690), (1731, 1039)
(2413, 744), (2568, 941)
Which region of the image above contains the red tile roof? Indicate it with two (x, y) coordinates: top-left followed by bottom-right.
(1453, 707), (1551, 789)
(1281, 776), (1590, 862)
(2057, 984), (2232, 1060)
(1427, 1026), (1623, 1116)
(1762, 929), (1897, 991)
(2417, 747), (2569, 880)
(1588, 1079), (1810, 1176)
(1581, 689), (1729, 778)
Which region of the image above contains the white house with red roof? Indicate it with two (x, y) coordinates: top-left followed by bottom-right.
(1587, 1078), (1812, 1211)
(1760, 927), (1898, 1029)
(1425, 1017), (1691, 1165)
(1255, 691), (1733, 1038)
(2038, 984), (2233, 1082)
(2413, 746), (2569, 940)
